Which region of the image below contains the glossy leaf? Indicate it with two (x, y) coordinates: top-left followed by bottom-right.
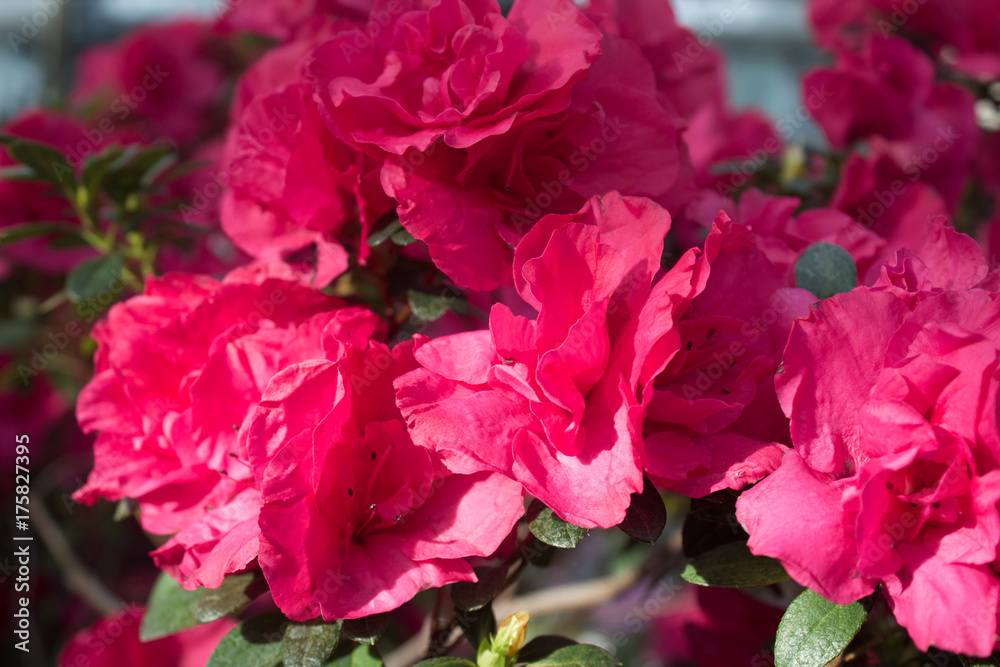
(617, 476), (667, 544)
(139, 572), (204, 641)
(774, 590), (873, 667)
(682, 541), (790, 588)
(529, 507), (589, 549)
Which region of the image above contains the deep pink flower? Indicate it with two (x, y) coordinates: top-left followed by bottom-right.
(397, 193), (719, 527)
(246, 338), (524, 620)
(583, 0), (725, 121)
(58, 607), (235, 667)
(75, 270), (382, 589)
(685, 102), (782, 190)
(651, 586), (782, 667)
(381, 33), (683, 290)
(830, 146), (952, 279)
(309, 0), (602, 156)
(221, 20), (392, 285)
(642, 217), (813, 497)
(736, 226), (1000, 656)
(678, 188), (885, 277)
(809, 0), (1000, 81)
(72, 20), (225, 147)
(804, 36), (976, 209)
(216, 0), (375, 41)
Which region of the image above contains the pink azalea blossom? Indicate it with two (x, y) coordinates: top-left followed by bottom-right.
(221, 19), (392, 286)
(75, 270), (382, 589)
(804, 36), (976, 209)
(247, 338), (524, 620)
(737, 224), (1000, 656)
(381, 33), (683, 290)
(397, 192), (721, 527)
(309, 0), (602, 156)
(58, 607), (235, 667)
(72, 20), (225, 148)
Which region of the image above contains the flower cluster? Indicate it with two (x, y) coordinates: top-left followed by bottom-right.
(3, 0), (1000, 663)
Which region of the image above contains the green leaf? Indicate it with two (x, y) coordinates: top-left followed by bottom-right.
(774, 590), (873, 667)
(525, 644), (620, 666)
(1, 136), (75, 194)
(140, 572), (205, 641)
(617, 476), (666, 544)
(681, 541), (790, 588)
(66, 254), (127, 304)
(455, 601), (496, 653)
(206, 612), (288, 667)
(529, 507), (589, 549)
(0, 164), (44, 182)
(82, 146), (126, 196)
(959, 655), (1000, 667)
(389, 227), (417, 245)
(0, 222), (81, 246)
(517, 636), (578, 663)
(452, 566), (510, 611)
(326, 644), (383, 667)
(341, 614), (389, 645)
(795, 242), (857, 300)
(412, 660), (476, 666)
(367, 219), (405, 247)
(407, 289), (468, 322)
(194, 571), (269, 623)
(102, 144), (175, 203)
(282, 621), (342, 667)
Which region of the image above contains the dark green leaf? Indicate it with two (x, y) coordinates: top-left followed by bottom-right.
(959, 654), (1000, 666)
(617, 476), (666, 544)
(0, 165), (43, 182)
(66, 254), (127, 303)
(389, 227), (417, 245)
(455, 601), (496, 652)
(282, 621), (342, 667)
(341, 614), (389, 645)
(774, 590), (873, 667)
(206, 612), (288, 667)
(407, 289), (468, 322)
(140, 572), (204, 641)
(82, 146), (126, 195)
(102, 145), (175, 203)
(413, 660), (476, 666)
(367, 219), (405, 247)
(525, 644), (620, 666)
(2, 136), (75, 194)
(194, 571), (269, 623)
(529, 507), (589, 549)
(0, 222), (80, 246)
(682, 541), (790, 588)
(795, 242), (857, 300)
(452, 566), (510, 611)
(517, 636), (578, 662)
(326, 644), (383, 667)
